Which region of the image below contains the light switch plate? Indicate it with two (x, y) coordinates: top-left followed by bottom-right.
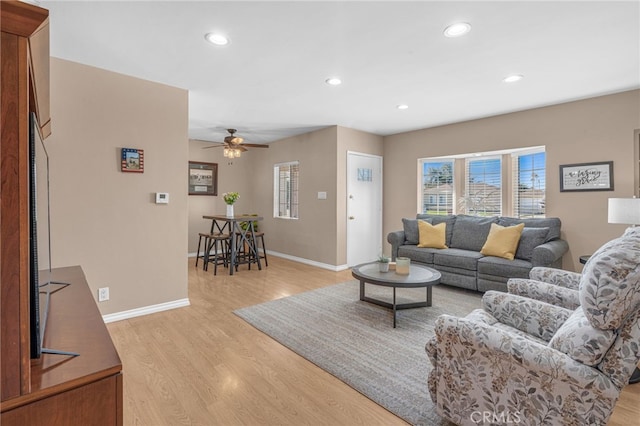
(318, 191), (327, 200)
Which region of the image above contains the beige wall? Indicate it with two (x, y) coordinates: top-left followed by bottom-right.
(383, 90), (640, 272)
(246, 127), (339, 266)
(47, 58), (189, 314)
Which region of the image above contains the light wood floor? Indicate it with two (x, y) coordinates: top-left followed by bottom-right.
(107, 257), (640, 425)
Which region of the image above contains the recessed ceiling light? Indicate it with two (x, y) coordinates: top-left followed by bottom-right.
(503, 74), (524, 83)
(325, 77), (342, 86)
(397, 104), (409, 110)
(205, 33), (229, 46)
(443, 22), (471, 38)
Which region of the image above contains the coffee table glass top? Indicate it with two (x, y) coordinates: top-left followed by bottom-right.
(352, 262), (440, 286)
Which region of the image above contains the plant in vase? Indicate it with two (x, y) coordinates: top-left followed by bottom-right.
(378, 254), (390, 272)
(223, 192), (239, 217)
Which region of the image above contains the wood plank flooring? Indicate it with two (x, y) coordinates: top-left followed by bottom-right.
(107, 257), (640, 425)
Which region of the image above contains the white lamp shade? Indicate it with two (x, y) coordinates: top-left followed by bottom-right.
(608, 198), (640, 225)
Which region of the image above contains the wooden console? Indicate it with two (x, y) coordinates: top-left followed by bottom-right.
(1, 267), (123, 425)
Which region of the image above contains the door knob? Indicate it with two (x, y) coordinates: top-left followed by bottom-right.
(349, 216), (355, 220)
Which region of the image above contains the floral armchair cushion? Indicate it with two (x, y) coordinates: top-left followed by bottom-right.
(507, 277), (580, 310)
(579, 226), (640, 330)
(548, 307), (617, 366)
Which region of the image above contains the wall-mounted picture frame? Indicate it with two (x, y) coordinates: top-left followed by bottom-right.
(559, 161), (614, 192)
(189, 161), (218, 196)
(121, 148), (144, 173)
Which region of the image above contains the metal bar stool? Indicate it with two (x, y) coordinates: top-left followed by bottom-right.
(251, 232), (268, 266)
(205, 233), (231, 275)
(195, 232), (211, 268)
(236, 231), (268, 268)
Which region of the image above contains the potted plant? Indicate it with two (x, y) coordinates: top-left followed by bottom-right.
(223, 191), (240, 217)
(378, 254), (390, 272)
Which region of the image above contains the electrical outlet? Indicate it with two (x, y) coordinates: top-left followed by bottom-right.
(98, 287), (110, 302)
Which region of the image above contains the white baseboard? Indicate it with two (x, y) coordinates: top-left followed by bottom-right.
(187, 250), (349, 271)
(266, 250), (350, 272)
(102, 298), (190, 323)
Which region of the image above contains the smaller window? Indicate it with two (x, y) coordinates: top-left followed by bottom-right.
(274, 161), (299, 219)
(513, 150), (546, 218)
(420, 160), (454, 215)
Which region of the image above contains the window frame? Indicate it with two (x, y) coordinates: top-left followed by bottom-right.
(273, 161), (300, 219)
(463, 155), (503, 217)
(419, 146), (546, 218)
(512, 148), (546, 218)
(419, 159), (455, 215)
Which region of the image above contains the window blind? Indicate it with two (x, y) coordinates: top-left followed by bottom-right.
(512, 150), (546, 218)
(274, 161), (299, 219)
(464, 157), (502, 216)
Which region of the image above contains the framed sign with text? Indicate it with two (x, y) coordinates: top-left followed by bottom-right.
(189, 161), (218, 196)
(559, 161), (613, 192)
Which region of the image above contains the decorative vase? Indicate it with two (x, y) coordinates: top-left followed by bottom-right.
(379, 262), (389, 273)
(226, 204), (234, 217)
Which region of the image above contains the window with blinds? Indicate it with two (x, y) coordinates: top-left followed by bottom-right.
(463, 157), (502, 216)
(513, 150), (546, 218)
(420, 160), (454, 214)
(273, 161), (299, 219)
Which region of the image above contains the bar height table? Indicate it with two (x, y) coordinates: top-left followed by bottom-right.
(203, 214), (263, 275)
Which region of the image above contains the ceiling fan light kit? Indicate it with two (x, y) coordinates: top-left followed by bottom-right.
(223, 147), (242, 158)
(201, 128), (269, 158)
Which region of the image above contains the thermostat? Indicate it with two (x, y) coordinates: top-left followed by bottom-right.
(156, 193), (169, 204)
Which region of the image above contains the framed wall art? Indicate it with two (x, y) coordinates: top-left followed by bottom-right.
(189, 161), (218, 196)
(559, 161), (613, 192)
(121, 148), (144, 173)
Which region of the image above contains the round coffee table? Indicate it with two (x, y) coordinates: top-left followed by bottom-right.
(351, 262), (441, 328)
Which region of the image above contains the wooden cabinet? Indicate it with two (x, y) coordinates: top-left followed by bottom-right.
(1, 267), (123, 426)
(1, 2), (122, 424)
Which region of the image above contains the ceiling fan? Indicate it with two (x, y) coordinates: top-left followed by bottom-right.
(202, 129), (269, 158)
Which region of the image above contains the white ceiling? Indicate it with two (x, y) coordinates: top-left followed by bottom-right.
(40, 0), (640, 145)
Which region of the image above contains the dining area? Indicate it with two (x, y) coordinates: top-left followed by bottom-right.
(196, 213), (268, 275)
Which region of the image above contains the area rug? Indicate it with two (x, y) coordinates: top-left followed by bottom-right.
(234, 281), (482, 425)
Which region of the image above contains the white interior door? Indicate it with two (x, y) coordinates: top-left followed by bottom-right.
(347, 152), (383, 267)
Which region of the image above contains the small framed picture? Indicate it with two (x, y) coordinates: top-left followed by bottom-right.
(121, 148), (144, 173)
(189, 161), (218, 196)
(559, 161), (614, 192)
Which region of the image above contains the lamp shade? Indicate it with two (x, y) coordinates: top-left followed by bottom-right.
(608, 198), (640, 225)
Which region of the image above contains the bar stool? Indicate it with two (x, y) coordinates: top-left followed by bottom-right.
(237, 231), (268, 268)
(251, 232), (268, 267)
(195, 232), (211, 268)
(205, 233), (231, 275)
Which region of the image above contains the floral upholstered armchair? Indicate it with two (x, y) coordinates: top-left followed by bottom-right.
(426, 227), (640, 426)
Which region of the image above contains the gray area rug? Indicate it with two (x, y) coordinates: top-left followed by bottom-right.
(234, 281), (482, 425)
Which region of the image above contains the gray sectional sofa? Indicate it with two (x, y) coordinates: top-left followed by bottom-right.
(387, 214), (569, 292)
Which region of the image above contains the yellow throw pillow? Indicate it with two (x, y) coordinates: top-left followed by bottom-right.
(480, 223), (525, 260)
(417, 221), (448, 249)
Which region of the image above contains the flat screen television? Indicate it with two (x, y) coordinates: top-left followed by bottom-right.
(28, 112), (42, 359)
(29, 112), (78, 359)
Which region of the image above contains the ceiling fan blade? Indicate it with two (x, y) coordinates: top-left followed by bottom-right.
(201, 143), (225, 149)
(241, 143), (269, 148)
